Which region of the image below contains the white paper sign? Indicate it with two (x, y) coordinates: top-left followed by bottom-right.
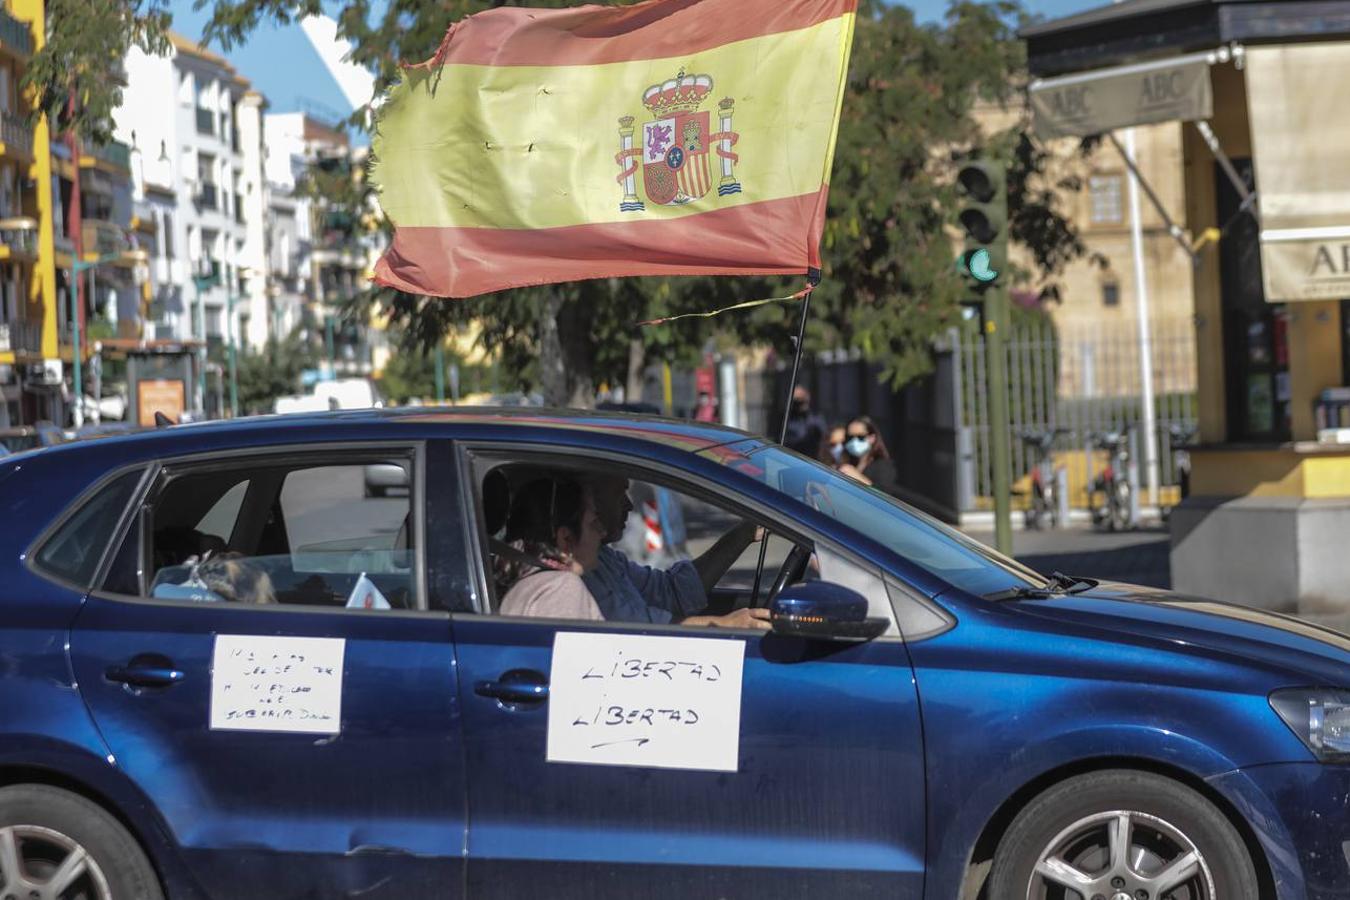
(210, 635), (346, 734)
(547, 632), (745, 772)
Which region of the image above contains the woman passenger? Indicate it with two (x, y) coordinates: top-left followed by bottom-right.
(496, 477), (606, 621)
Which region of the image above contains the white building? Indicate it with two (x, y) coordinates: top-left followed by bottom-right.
(264, 112), (385, 373)
(114, 33), (267, 363)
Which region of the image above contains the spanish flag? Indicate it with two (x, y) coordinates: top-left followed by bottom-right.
(372, 0), (857, 298)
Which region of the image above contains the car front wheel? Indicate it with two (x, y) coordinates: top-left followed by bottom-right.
(0, 784), (163, 900)
(987, 770), (1258, 900)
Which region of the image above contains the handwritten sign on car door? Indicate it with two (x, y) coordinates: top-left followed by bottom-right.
(547, 632), (745, 771)
(210, 635), (346, 734)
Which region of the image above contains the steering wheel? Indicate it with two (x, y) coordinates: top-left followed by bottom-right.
(766, 544), (813, 606)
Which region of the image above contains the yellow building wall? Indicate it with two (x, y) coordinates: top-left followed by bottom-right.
(10, 0), (56, 359)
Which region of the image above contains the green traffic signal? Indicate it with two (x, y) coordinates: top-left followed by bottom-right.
(955, 158), (1007, 288)
(958, 247), (998, 283)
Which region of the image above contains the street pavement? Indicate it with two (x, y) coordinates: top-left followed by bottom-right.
(962, 523), (1172, 589)
(964, 522), (1350, 635)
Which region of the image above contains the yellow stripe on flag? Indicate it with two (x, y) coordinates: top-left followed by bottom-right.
(375, 13), (855, 231)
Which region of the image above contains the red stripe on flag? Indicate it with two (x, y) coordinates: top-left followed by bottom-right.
(373, 188), (828, 299)
(417, 0), (856, 69)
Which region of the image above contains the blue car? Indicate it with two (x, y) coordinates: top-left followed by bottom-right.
(0, 409), (1346, 900)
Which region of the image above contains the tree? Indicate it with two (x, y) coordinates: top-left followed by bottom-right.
(236, 333), (318, 415)
(26, 0), (171, 143)
(41, 0), (1092, 405)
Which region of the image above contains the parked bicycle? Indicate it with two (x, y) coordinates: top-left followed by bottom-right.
(1169, 422), (1198, 501)
(1089, 429), (1134, 532)
(1161, 422), (1198, 522)
(1018, 427), (1067, 530)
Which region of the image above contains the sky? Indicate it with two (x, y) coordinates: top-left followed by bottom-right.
(165, 0), (1102, 121)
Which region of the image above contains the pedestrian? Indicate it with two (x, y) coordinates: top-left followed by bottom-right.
(693, 391), (718, 423)
(819, 423), (846, 468)
(838, 415), (902, 497)
(783, 386), (827, 458)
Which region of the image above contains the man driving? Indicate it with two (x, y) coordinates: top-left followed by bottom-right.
(582, 475), (771, 629)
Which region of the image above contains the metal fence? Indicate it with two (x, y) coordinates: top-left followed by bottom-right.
(957, 318), (1198, 509)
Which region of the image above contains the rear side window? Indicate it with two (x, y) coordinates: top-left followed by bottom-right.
(34, 470), (143, 589)
(103, 456), (419, 611)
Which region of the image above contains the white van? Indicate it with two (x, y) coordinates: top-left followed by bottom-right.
(313, 378), (384, 410)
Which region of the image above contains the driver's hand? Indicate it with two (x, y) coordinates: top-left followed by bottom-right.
(710, 608), (771, 630)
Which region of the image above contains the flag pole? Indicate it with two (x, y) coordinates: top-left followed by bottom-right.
(751, 267), (820, 606)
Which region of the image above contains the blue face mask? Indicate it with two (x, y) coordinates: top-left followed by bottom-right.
(845, 437), (871, 460)
(829, 443), (844, 463)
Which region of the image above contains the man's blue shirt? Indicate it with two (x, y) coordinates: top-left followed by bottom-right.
(583, 545), (707, 623)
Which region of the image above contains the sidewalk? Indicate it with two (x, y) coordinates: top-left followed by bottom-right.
(961, 524), (1172, 589)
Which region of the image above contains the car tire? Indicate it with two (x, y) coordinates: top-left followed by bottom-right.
(987, 770), (1258, 900)
(0, 784), (164, 900)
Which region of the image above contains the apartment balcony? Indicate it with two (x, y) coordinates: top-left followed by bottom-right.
(196, 183), (218, 211)
(0, 221), (38, 261)
(0, 9), (33, 60)
(80, 140), (131, 172)
(0, 319), (42, 356)
(0, 111), (33, 161)
(195, 107), (215, 136)
(81, 219), (133, 259)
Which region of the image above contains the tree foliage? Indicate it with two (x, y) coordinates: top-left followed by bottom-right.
(236, 333), (318, 414)
(38, 0), (1092, 404)
(27, 0), (171, 142)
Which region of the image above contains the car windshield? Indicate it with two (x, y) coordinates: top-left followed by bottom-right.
(715, 443), (1043, 597)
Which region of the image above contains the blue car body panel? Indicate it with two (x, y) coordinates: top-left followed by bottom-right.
(452, 616), (925, 899)
(0, 410), (1346, 899)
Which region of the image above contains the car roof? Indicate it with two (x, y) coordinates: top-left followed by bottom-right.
(22, 407), (766, 465)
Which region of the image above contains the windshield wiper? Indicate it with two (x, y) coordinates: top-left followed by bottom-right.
(985, 571), (1099, 602)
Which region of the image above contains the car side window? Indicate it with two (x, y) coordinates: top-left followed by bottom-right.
(471, 460), (827, 629)
(101, 457), (418, 611)
(33, 469), (143, 589)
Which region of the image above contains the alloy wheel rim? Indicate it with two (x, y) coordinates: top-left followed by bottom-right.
(0, 824), (112, 900)
(1025, 810), (1214, 900)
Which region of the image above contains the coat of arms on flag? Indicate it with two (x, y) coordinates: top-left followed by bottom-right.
(615, 70), (741, 212)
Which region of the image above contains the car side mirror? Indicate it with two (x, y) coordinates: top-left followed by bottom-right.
(770, 582), (889, 642)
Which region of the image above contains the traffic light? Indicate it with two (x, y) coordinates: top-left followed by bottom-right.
(955, 159), (1007, 289)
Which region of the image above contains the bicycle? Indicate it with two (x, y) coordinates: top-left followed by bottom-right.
(1161, 423), (1197, 522)
(1089, 429), (1134, 532)
(1018, 427), (1067, 530)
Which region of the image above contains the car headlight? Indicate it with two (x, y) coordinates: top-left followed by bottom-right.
(1269, 689), (1350, 762)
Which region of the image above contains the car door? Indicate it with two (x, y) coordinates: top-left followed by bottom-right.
(68, 446), (466, 900)
(448, 447), (926, 898)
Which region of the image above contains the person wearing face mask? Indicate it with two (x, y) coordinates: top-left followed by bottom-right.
(838, 415), (902, 497)
(819, 424), (847, 469)
(783, 386), (827, 458)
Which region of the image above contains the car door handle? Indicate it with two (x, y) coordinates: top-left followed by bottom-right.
(475, 669), (549, 706)
(105, 665), (186, 687)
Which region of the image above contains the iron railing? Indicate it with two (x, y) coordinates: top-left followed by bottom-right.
(86, 140), (131, 171)
(1, 111), (32, 157)
(0, 319), (42, 354)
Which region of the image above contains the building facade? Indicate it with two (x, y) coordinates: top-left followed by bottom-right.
(116, 32), (264, 413)
(0, 0), (58, 427)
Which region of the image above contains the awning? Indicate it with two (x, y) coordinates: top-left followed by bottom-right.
(1030, 51), (1215, 139)
(1247, 42), (1350, 302)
